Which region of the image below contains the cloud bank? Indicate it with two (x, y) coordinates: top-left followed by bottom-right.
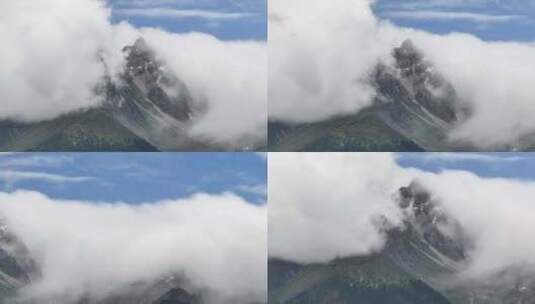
(0, 0), (266, 147)
(269, 0), (535, 148)
(141, 29), (266, 146)
(269, 153), (535, 281)
(268, 153), (410, 263)
(0, 191), (267, 304)
(0, 0), (117, 122)
(268, 0), (391, 123)
(416, 170), (535, 279)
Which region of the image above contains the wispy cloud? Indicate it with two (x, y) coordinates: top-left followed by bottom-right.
(114, 8), (254, 20)
(398, 153), (527, 163)
(113, 0), (198, 7)
(380, 0), (535, 11)
(112, 0), (265, 10)
(235, 184), (267, 196)
(0, 170), (95, 189)
(0, 154), (73, 168)
(384, 10), (524, 23)
(380, 0), (492, 10)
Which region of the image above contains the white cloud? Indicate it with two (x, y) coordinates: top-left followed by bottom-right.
(268, 152), (410, 263)
(0, 0), (266, 148)
(113, 0), (199, 7)
(268, 0), (390, 123)
(140, 29), (267, 147)
(0, 154), (73, 168)
(269, 0), (535, 149)
(0, 191), (267, 303)
(114, 8), (254, 20)
(0, 0), (119, 122)
(398, 152), (527, 163)
(384, 11), (524, 23)
(235, 183), (267, 197)
(380, 0), (498, 10)
(406, 31), (535, 147)
(379, 0), (535, 10)
(269, 153), (535, 282)
(0, 171), (94, 188)
(415, 170), (535, 278)
(112, 0), (246, 8)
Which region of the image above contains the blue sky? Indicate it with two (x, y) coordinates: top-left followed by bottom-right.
(105, 0), (532, 41)
(107, 0), (266, 40)
(374, 0), (535, 41)
(0, 153), (266, 204)
(397, 153), (535, 180)
(4, 152), (534, 205)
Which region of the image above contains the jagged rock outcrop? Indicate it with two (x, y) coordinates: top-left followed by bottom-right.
(0, 38), (250, 151)
(114, 37), (192, 122)
(393, 182), (467, 263)
(374, 39), (460, 124)
(0, 222), (39, 302)
(268, 39), (466, 152)
(99, 37), (203, 151)
(268, 181), (535, 304)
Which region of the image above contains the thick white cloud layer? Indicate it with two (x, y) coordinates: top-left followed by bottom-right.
(269, 0), (535, 148)
(269, 153), (535, 281)
(268, 0), (393, 123)
(0, 191), (267, 304)
(268, 153), (410, 263)
(141, 30), (267, 146)
(0, 0), (114, 121)
(409, 33), (535, 147)
(418, 171), (535, 278)
(0, 0), (266, 146)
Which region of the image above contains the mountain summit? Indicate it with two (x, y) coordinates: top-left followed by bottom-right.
(0, 38), (252, 151)
(118, 37), (192, 122)
(268, 39), (467, 152)
(268, 182), (535, 304)
(376, 39), (459, 124)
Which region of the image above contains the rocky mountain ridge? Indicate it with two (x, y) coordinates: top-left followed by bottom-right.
(268, 39), (479, 152)
(268, 182), (535, 303)
(0, 38), (256, 151)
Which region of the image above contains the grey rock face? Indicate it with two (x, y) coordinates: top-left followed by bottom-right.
(118, 38), (192, 122)
(377, 39), (460, 124)
(268, 39), (463, 151)
(0, 222), (39, 302)
(101, 37), (202, 151)
(0, 38), (249, 151)
(269, 182), (535, 303)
